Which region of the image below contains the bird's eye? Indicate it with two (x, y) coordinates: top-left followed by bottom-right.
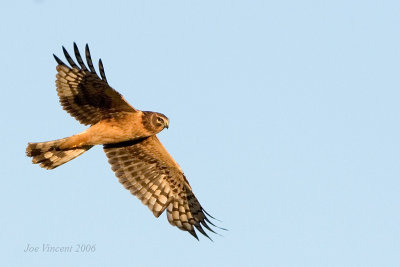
(157, 117), (163, 123)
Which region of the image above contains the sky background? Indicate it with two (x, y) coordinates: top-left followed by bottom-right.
(1, 0), (400, 266)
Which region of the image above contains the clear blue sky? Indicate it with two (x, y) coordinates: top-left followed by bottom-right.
(1, 0), (399, 266)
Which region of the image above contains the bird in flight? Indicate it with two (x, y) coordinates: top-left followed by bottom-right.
(26, 43), (222, 240)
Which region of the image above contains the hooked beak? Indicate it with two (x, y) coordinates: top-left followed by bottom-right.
(165, 120), (169, 129)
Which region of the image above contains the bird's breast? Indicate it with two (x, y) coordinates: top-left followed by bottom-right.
(84, 112), (153, 145)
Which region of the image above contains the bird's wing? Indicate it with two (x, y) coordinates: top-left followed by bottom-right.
(54, 43), (137, 125)
(103, 135), (219, 240)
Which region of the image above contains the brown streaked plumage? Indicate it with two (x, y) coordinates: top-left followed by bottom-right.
(25, 43), (222, 240)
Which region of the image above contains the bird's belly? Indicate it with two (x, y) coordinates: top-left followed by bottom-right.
(84, 115), (148, 145)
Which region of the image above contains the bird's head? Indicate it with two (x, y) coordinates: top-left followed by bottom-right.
(142, 111), (169, 134)
(154, 112), (169, 130)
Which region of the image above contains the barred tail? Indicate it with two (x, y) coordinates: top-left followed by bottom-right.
(26, 138), (92, 170)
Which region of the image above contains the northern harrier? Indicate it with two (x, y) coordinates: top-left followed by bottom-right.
(26, 43), (221, 240)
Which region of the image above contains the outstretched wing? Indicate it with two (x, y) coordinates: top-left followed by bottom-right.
(54, 43), (136, 125)
(103, 135), (219, 240)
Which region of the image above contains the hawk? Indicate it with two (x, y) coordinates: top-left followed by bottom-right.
(26, 43), (221, 240)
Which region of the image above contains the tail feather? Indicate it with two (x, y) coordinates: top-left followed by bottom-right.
(26, 138), (92, 170)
